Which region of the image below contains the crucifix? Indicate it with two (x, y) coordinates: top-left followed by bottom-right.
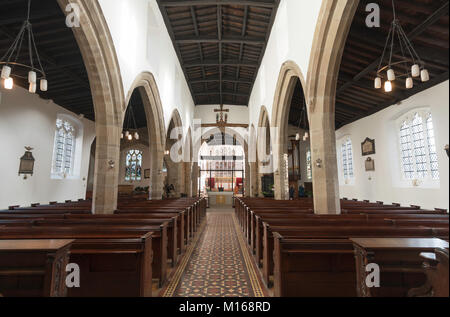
(201, 104), (249, 132)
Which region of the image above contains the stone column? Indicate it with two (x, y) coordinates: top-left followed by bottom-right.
(249, 162), (258, 197)
(92, 124), (121, 214)
(305, 0), (358, 214)
(191, 162), (199, 197)
(244, 160), (251, 197)
(150, 146), (164, 200)
(309, 111), (341, 214)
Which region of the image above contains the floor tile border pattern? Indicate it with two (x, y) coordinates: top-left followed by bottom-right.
(161, 210), (266, 297)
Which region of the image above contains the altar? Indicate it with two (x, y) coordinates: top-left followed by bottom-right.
(208, 191), (234, 207)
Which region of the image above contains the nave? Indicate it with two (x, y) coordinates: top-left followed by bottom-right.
(0, 0), (448, 301)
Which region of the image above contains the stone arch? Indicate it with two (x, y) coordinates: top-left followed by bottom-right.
(198, 127), (249, 196)
(57, 0), (124, 214)
(305, 0), (358, 214)
(165, 109), (184, 197)
(249, 124), (258, 197)
(256, 106), (272, 197)
(125, 72), (167, 200)
(271, 61), (308, 200)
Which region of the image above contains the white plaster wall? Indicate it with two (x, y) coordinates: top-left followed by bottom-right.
(248, 0), (322, 130)
(336, 81), (449, 211)
(0, 87), (96, 209)
(98, 0), (195, 136)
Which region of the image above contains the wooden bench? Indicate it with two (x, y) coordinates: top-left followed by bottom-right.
(0, 229), (154, 297)
(0, 239), (73, 297)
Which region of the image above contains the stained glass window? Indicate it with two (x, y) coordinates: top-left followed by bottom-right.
(125, 149), (143, 181)
(342, 139), (354, 180)
(399, 111), (439, 181)
(52, 119), (75, 175)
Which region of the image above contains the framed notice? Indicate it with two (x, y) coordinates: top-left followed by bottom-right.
(144, 169), (151, 179)
(365, 157), (375, 171)
(361, 138), (376, 156)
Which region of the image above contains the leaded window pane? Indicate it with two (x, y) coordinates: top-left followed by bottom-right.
(400, 121), (414, 179)
(426, 114), (439, 180)
(53, 119), (76, 175)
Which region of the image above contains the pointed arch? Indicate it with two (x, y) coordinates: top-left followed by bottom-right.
(305, 0), (358, 214)
(165, 109), (184, 197)
(271, 61), (307, 200)
(58, 0), (124, 214)
(126, 72), (167, 200)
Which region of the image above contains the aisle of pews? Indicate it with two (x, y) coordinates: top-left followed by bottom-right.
(0, 197), (206, 297)
(235, 197), (449, 297)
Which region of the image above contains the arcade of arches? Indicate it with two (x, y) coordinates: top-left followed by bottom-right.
(0, 0), (448, 298)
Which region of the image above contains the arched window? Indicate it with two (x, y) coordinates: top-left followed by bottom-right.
(399, 111), (439, 180)
(125, 149), (143, 181)
(306, 150), (312, 180)
(52, 118), (76, 176)
(341, 139), (354, 180)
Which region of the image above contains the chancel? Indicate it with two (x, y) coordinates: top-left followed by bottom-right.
(0, 0), (448, 300)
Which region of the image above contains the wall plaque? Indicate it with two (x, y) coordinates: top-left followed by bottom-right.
(361, 138), (376, 156)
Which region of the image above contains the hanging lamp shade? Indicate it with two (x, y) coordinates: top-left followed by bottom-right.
(28, 82), (36, 93)
(1, 65), (11, 79)
(127, 134), (132, 141)
(295, 133), (300, 141)
(421, 69), (430, 82)
(411, 64), (420, 77)
(406, 77), (413, 89)
(374, 77), (382, 89)
(384, 81), (392, 92)
(28, 71), (36, 84)
(40, 79), (48, 92)
(387, 69), (396, 81)
(4, 77), (13, 89)
(134, 132), (139, 140)
(121, 133), (124, 139)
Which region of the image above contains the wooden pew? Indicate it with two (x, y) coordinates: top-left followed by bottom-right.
(351, 238), (449, 297)
(0, 223), (168, 289)
(0, 233), (153, 297)
(0, 239), (73, 297)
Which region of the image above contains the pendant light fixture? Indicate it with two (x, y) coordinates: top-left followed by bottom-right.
(122, 103), (140, 141)
(0, 0), (47, 93)
(374, 0), (429, 92)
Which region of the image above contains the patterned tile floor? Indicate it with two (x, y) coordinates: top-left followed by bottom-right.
(162, 208), (266, 297)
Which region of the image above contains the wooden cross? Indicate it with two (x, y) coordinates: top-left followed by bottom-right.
(214, 104), (229, 123)
(201, 104), (248, 132)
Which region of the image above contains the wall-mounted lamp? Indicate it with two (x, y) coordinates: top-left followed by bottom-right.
(108, 160), (115, 169)
(315, 159), (322, 168)
(19, 146), (35, 179)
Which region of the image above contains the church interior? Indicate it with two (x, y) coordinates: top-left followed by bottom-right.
(0, 0), (448, 299)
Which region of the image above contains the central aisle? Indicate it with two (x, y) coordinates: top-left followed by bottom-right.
(162, 208), (267, 297)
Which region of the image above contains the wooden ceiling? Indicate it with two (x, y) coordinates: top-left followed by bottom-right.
(335, 0), (449, 128)
(0, 0), (94, 120)
(1, 0), (447, 130)
(157, 0), (280, 106)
